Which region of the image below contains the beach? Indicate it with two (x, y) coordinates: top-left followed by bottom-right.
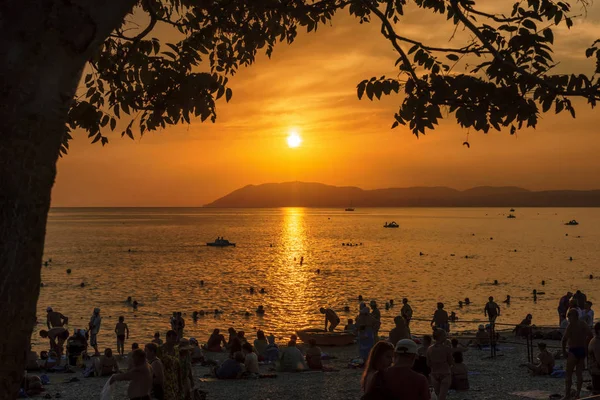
(38, 334), (576, 400)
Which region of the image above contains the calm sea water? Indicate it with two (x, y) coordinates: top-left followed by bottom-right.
(33, 207), (600, 351)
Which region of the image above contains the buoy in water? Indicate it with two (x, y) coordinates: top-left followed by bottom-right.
(80, 282), (85, 287)
(590, 274), (594, 280)
(541, 280), (545, 285)
(66, 269), (71, 274)
(358, 295), (363, 302)
(200, 280), (204, 286)
(260, 288), (265, 294)
(344, 306), (350, 312)
(493, 280), (498, 285)
(316, 269), (320, 274)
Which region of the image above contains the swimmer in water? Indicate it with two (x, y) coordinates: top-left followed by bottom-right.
(256, 305), (265, 315)
(450, 311), (458, 322)
(464, 298), (471, 305)
(503, 295), (511, 305)
(358, 295), (364, 302)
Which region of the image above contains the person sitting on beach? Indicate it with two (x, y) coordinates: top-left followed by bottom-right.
(278, 342), (307, 372)
(484, 296), (500, 325)
(39, 327), (69, 357)
(450, 338), (468, 354)
(215, 352), (245, 379)
(44, 350), (59, 370)
(21, 373), (44, 397)
(205, 329), (227, 352)
(189, 338), (203, 363)
(361, 341), (394, 393)
(389, 316), (410, 345)
(305, 339), (323, 370)
(431, 302), (449, 333)
(265, 335), (279, 363)
(226, 327), (237, 349)
(515, 314), (533, 337)
(451, 351), (469, 390)
(115, 316), (129, 356)
(127, 343), (140, 370)
(413, 335), (432, 379)
(145, 343), (164, 400)
(288, 334), (298, 348)
(582, 301), (595, 328)
(378, 339), (430, 400)
(562, 308), (593, 399)
(242, 343), (260, 375)
(401, 298), (413, 327)
(427, 329), (454, 400)
(320, 307), (341, 332)
(588, 322), (600, 395)
(474, 325), (489, 348)
(46, 307), (68, 329)
(152, 332), (163, 346)
(229, 331), (246, 356)
(525, 342), (554, 376)
(253, 330), (268, 360)
(109, 348), (153, 400)
(95, 348), (119, 376)
(344, 319), (357, 335)
(178, 339), (195, 398)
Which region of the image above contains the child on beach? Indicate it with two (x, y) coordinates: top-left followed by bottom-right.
(115, 316), (129, 356)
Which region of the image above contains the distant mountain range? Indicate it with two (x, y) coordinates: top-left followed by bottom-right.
(203, 182), (600, 207)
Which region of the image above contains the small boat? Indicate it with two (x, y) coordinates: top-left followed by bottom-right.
(207, 238), (236, 247)
(384, 221), (399, 228)
(507, 214), (516, 219)
(296, 328), (355, 346)
(565, 220), (579, 226)
(345, 208), (355, 211)
(510, 208), (515, 212)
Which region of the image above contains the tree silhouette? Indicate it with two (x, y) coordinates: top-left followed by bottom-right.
(1, 0), (599, 396)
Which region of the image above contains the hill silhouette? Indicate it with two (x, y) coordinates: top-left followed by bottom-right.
(203, 182), (600, 207)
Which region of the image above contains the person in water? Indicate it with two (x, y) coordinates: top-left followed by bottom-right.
(484, 296), (500, 325)
(115, 316), (129, 356)
(562, 308), (593, 399)
(320, 307), (340, 332)
(109, 348), (153, 400)
(344, 319), (357, 335)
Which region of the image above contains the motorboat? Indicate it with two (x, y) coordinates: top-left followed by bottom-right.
(296, 328), (355, 346)
(507, 214), (516, 219)
(207, 238), (236, 247)
(510, 208), (515, 212)
(565, 220), (579, 226)
(384, 221), (399, 228)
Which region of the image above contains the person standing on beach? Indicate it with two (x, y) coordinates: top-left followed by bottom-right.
(484, 296), (500, 325)
(588, 322), (600, 395)
(431, 303), (449, 332)
(427, 329), (453, 400)
(88, 307), (102, 356)
(562, 308), (593, 399)
(115, 316), (129, 356)
(109, 348), (153, 400)
(572, 290), (587, 310)
(145, 343), (164, 400)
(320, 307), (340, 332)
(559, 292), (573, 325)
(46, 307), (68, 329)
(175, 312), (185, 340)
(582, 301), (595, 328)
(370, 301), (381, 338)
(389, 316), (410, 345)
(401, 298), (414, 327)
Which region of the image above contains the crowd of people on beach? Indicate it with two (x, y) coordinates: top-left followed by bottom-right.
(24, 286), (600, 400)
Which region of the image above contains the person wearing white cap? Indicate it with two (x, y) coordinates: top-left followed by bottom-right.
(89, 307), (102, 356)
(367, 339), (430, 399)
(46, 307), (68, 329)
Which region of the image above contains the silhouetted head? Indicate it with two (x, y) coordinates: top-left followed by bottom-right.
(104, 348), (113, 357)
(166, 330), (177, 344)
(119, 316), (124, 322)
(437, 302), (444, 309)
(308, 338), (317, 347)
(489, 296), (494, 302)
(538, 342), (547, 350)
(319, 307), (326, 313)
(242, 343), (253, 354)
(154, 332), (160, 339)
(228, 327), (236, 335)
(132, 342), (139, 350)
(568, 308), (579, 322)
(257, 330), (266, 341)
(145, 343), (158, 357)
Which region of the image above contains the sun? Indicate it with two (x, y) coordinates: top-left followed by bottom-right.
(287, 131), (302, 148)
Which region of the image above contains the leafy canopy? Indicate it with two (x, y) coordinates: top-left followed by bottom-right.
(66, 0), (600, 154)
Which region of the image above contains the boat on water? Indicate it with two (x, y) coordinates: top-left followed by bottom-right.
(207, 238), (236, 247)
(296, 328), (355, 346)
(565, 220), (579, 226)
(510, 208), (515, 212)
(507, 214), (516, 219)
(345, 208), (355, 211)
(384, 221), (399, 228)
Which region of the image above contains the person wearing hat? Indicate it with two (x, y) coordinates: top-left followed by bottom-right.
(88, 307), (102, 356)
(375, 339), (430, 399)
(320, 307), (340, 332)
(46, 307), (68, 329)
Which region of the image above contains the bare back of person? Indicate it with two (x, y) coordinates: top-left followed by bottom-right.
(116, 322), (128, 336)
(48, 312), (66, 328)
(127, 364), (153, 399)
(565, 320), (592, 349)
(427, 343), (452, 374)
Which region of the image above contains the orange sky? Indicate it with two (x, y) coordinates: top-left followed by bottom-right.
(52, 2), (600, 207)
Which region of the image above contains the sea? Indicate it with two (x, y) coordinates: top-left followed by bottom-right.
(32, 207), (600, 351)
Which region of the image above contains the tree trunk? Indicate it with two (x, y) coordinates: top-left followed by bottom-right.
(0, 1), (136, 397)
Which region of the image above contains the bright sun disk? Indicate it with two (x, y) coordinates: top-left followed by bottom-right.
(287, 131), (302, 148)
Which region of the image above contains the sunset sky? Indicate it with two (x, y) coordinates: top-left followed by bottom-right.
(52, 2), (600, 207)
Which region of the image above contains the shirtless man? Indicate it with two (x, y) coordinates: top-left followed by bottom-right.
(40, 328), (69, 357)
(526, 342), (554, 375)
(46, 307), (68, 329)
(427, 329), (453, 400)
(109, 348), (153, 400)
(115, 316), (130, 356)
(401, 298), (414, 327)
(320, 307), (340, 332)
(562, 308), (593, 399)
(89, 308), (102, 356)
(484, 296), (500, 325)
(145, 343), (164, 400)
(94, 348), (119, 376)
(431, 303), (449, 332)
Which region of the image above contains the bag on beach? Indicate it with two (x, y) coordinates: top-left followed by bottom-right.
(99, 378), (114, 400)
